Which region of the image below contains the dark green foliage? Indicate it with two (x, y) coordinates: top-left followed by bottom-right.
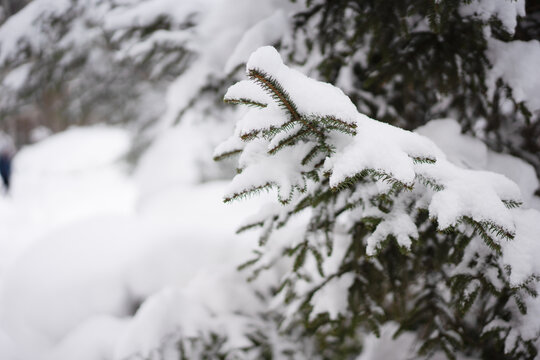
(289, 0), (540, 182)
(212, 149), (242, 162)
(220, 55), (539, 359)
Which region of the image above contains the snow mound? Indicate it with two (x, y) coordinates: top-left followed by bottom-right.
(14, 126), (129, 173)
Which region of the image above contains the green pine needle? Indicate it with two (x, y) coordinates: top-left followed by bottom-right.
(213, 149), (242, 162)
(224, 97), (267, 108)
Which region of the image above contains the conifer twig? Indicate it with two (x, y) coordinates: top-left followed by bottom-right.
(248, 68), (325, 138)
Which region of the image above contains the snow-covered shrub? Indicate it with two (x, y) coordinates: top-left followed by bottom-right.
(0, 0), (299, 147)
(0, 0), (163, 132)
(216, 46), (540, 359)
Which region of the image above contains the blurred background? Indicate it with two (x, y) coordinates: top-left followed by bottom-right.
(0, 0), (538, 359)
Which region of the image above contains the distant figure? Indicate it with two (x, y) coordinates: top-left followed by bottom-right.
(0, 133), (15, 192)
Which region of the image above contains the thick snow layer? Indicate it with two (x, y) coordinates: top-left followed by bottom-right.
(227, 47), (526, 241)
(0, 180), (259, 358)
(135, 121), (232, 200)
(10, 127), (135, 227)
(0, 216), (142, 350)
(43, 316), (129, 360)
(0, 127), (136, 358)
(227, 138), (312, 202)
(0, 125), (265, 359)
(247, 46), (359, 125)
(487, 39), (540, 112)
(221, 47), (540, 341)
(326, 115), (442, 187)
(416, 119), (540, 210)
(224, 80), (272, 107)
(419, 161), (520, 232)
(15, 126), (129, 173)
(114, 272), (260, 359)
(0, 328), (18, 360)
(0, 127), (135, 280)
(0, 0), (71, 65)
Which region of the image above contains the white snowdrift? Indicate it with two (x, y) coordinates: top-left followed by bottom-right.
(0, 125), (263, 360)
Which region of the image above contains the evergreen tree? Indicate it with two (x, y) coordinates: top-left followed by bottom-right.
(2, 0), (537, 177)
(0, 0), (175, 147)
(0, 0), (293, 154)
(0, 2), (538, 357)
(287, 0), (540, 182)
(215, 46), (540, 359)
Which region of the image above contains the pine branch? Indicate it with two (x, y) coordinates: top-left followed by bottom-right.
(293, 241), (309, 272)
(309, 114), (357, 135)
(224, 183), (275, 203)
(261, 120), (300, 140)
(478, 219), (515, 241)
(240, 129), (262, 141)
(224, 97), (267, 108)
(411, 155), (437, 164)
(267, 129), (311, 155)
(415, 173), (445, 191)
(301, 145), (323, 165)
(248, 68), (300, 119)
(237, 251), (262, 271)
(329, 168), (414, 192)
(213, 149), (242, 162)
(248, 68), (325, 138)
(236, 221), (265, 234)
(458, 216), (504, 254)
(502, 199), (522, 209)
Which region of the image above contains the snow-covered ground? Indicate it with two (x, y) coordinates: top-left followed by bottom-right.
(0, 119), (538, 359)
(0, 125), (263, 359)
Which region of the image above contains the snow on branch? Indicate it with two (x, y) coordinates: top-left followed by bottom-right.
(218, 46), (523, 251)
(216, 46), (540, 357)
